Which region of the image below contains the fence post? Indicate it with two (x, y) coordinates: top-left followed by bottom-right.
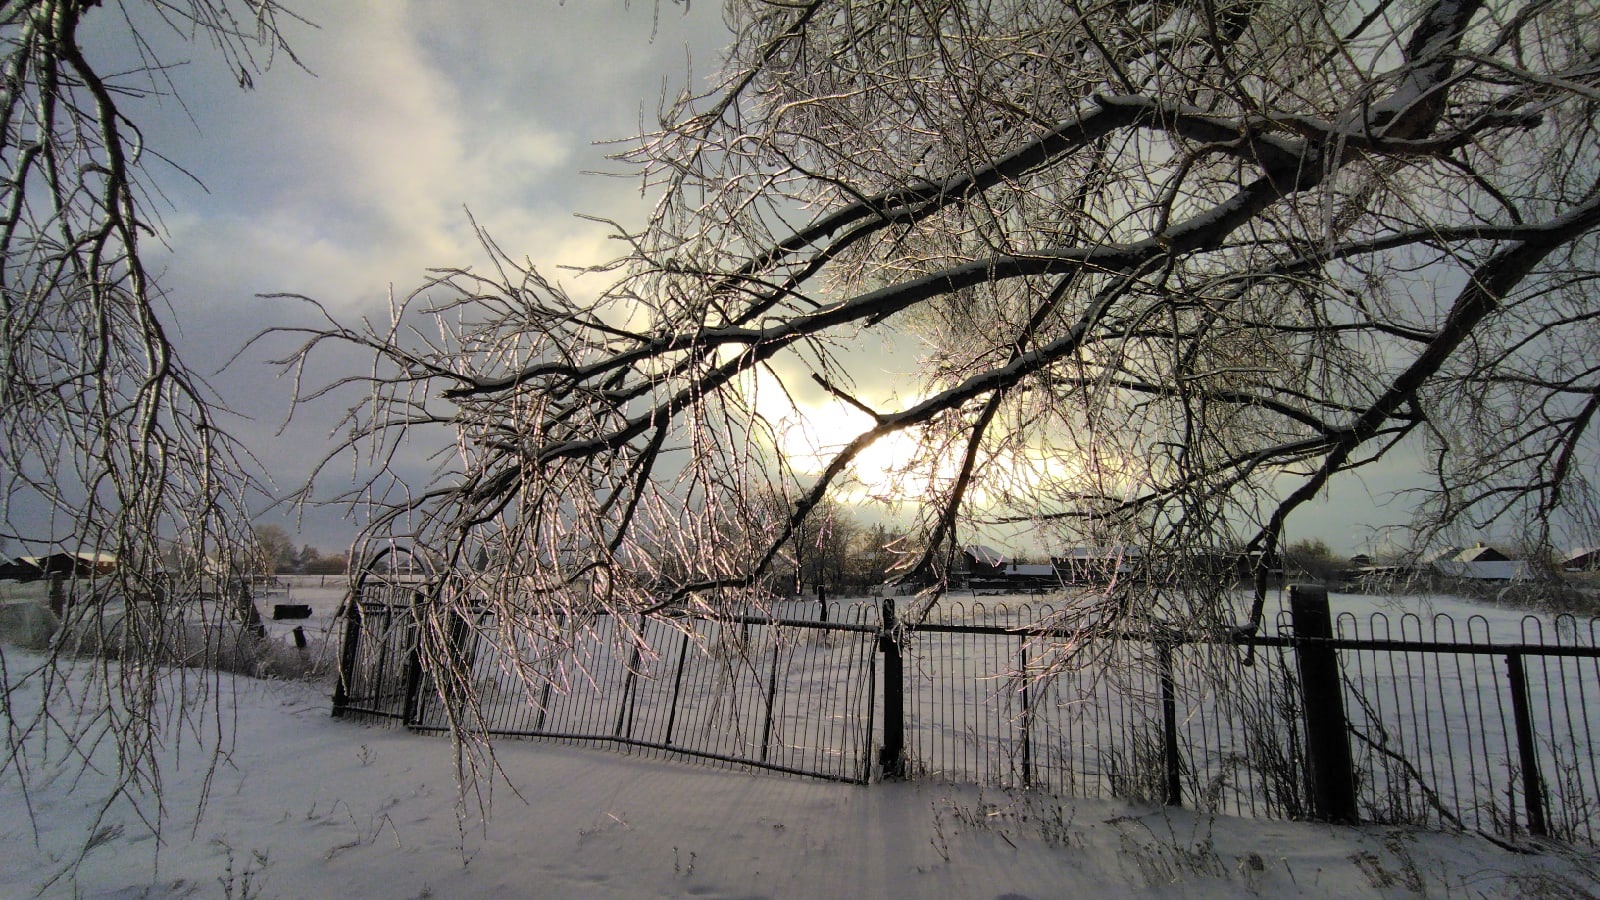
(331, 591), (363, 718)
(48, 572), (67, 617)
(1019, 635), (1032, 788)
(447, 608), (473, 674)
(760, 628), (782, 763)
(663, 628), (693, 748)
(1289, 584), (1359, 824)
(878, 597), (906, 779)
(532, 613), (565, 733)
(1504, 651), (1548, 838)
(400, 594), (426, 729)
(614, 621), (646, 739)
(1159, 640), (1182, 807)
(440, 606), (475, 723)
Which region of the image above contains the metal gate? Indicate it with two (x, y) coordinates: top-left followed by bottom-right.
(329, 580), (425, 722)
(333, 581), (880, 784)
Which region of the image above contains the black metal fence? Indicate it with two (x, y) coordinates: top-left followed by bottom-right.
(1324, 609), (1600, 842)
(333, 581), (1600, 845)
(889, 588), (1600, 845)
(331, 581), (421, 723)
(333, 590), (879, 783)
(896, 599), (1308, 820)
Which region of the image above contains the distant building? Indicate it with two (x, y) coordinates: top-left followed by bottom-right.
(0, 550), (117, 582)
(1563, 547), (1600, 571)
(997, 563), (1059, 592)
(962, 545), (1006, 569)
(958, 546), (1065, 592)
(1429, 544), (1527, 581)
(959, 545), (1008, 586)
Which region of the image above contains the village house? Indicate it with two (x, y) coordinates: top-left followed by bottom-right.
(1429, 544), (1528, 582)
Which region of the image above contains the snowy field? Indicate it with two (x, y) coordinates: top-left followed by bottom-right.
(4, 649), (1599, 898)
(3, 581), (1599, 897)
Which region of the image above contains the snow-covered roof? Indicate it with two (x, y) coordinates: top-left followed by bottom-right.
(1454, 544), (1510, 563)
(19, 550), (118, 565)
(1424, 544), (1513, 564)
(1422, 546), (1464, 564)
(964, 545), (1007, 567)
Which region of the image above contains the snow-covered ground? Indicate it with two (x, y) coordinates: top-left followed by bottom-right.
(3, 648), (1598, 899)
(3, 581), (1599, 897)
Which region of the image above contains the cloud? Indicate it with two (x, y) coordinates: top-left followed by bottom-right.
(144, 2), (724, 313)
(92, 2), (728, 547)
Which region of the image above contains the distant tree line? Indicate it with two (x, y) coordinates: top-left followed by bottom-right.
(786, 508), (906, 598)
(1282, 539), (1346, 585)
(250, 525), (348, 575)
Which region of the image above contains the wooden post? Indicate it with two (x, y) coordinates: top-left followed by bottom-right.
(447, 609), (474, 683)
(534, 611), (560, 733)
(234, 577), (266, 640)
(760, 628), (782, 762)
(1289, 584), (1359, 824)
(663, 628), (693, 748)
(615, 618), (647, 740)
(48, 572), (67, 617)
(878, 597), (906, 778)
(401, 593), (426, 728)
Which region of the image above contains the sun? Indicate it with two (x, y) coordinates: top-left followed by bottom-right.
(744, 367), (1095, 507)
(744, 368), (933, 496)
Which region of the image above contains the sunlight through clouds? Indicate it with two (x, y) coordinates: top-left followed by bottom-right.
(747, 367), (974, 507)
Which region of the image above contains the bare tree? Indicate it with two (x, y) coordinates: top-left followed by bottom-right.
(252, 524), (297, 574)
(0, 0), (300, 875)
(286, 0), (1600, 708)
(847, 522), (907, 593)
(1283, 539), (1345, 585)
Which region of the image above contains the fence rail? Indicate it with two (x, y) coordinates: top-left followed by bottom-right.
(333, 581), (1600, 846)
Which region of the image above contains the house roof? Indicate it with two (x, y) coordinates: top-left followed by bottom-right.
(0, 558), (38, 580)
(1422, 546), (1464, 564)
(0, 550), (117, 580)
(1425, 544), (1512, 564)
(964, 545), (1007, 567)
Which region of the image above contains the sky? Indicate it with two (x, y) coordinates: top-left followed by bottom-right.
(77, 1), (733, 553)
(73, 0), (1429, 558)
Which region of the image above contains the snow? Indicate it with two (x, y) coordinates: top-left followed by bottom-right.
(3, 583), (1599, 897)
